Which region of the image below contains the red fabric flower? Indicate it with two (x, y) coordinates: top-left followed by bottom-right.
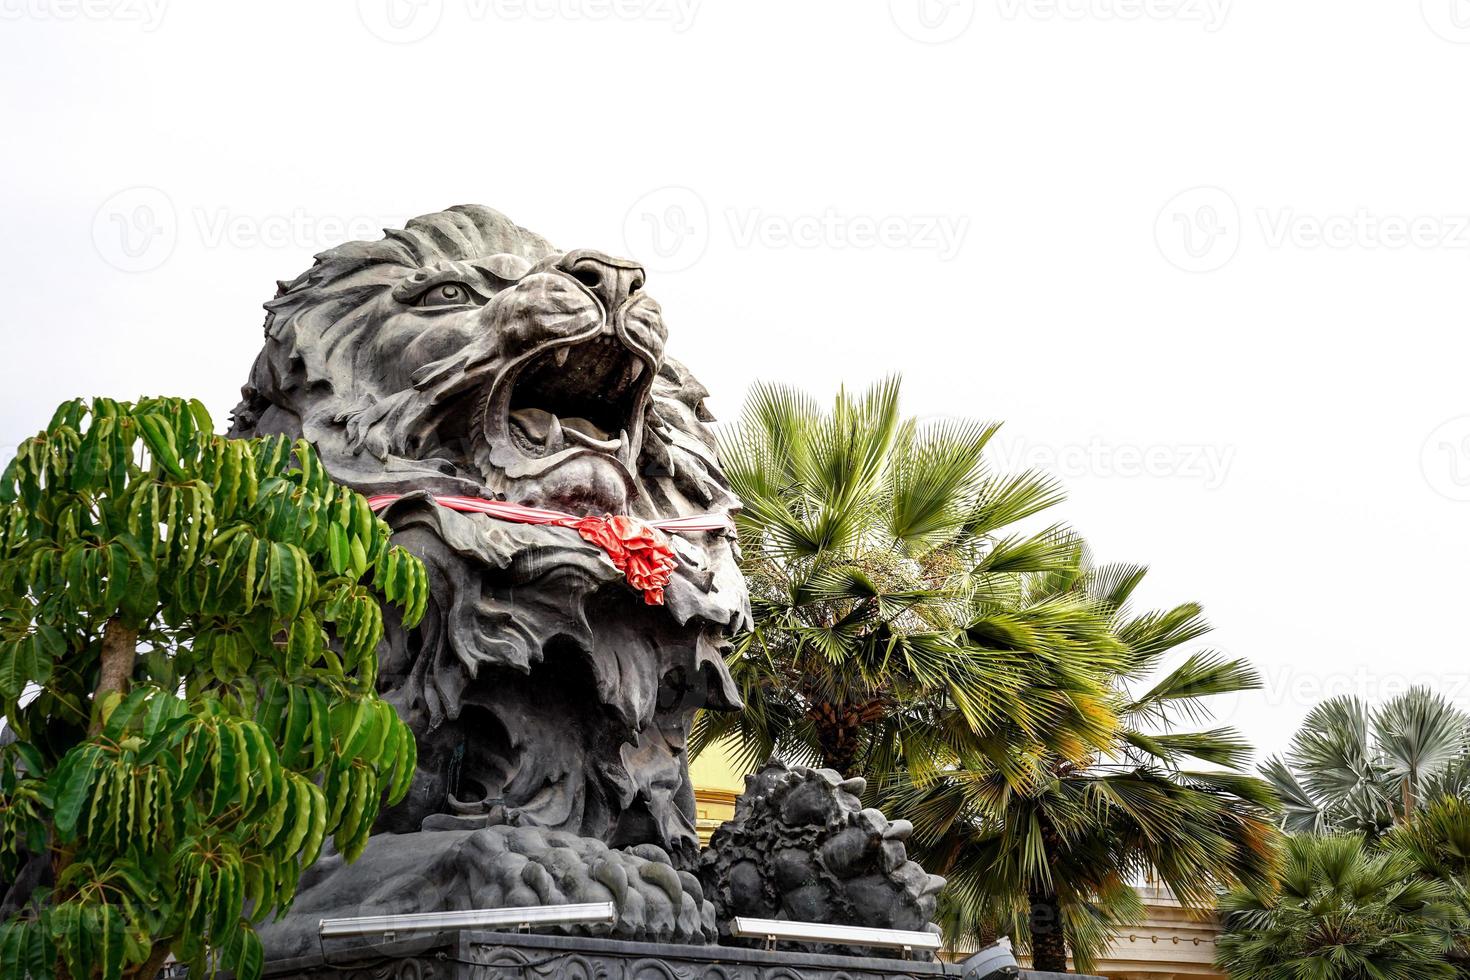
(574, 514), (679, 605)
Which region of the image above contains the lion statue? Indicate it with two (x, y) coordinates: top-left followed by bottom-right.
(232, 206), (943, 965)
(231, 206), (748, 957)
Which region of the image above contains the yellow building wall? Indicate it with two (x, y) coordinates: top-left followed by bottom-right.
(1089, 886), (1225, 980)
(688, 739), (748, 843)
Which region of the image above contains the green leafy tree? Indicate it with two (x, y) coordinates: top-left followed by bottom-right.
(890, 547), (1279, 973)
(0, 398), (428, 980)
(1216, 833), (1465, 980)
(694, 378), (1121, 778)
(1263, 688), (1470, 839)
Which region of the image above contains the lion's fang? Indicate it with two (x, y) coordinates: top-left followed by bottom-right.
(554, 347), (570, 368)
(628, 359), (644, 384)
(546, 414), (565, 451)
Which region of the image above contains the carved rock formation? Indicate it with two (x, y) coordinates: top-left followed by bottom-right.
(700, 760), (946, 959)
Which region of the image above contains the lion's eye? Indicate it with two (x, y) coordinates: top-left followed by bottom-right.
(416, 282), (475, 308)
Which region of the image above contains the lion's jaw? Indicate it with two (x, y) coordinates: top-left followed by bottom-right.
(467, 256), (664, 515)
(386, 249), (667, 516)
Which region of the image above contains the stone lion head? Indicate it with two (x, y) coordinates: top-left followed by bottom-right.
(230, 205), (748, 869)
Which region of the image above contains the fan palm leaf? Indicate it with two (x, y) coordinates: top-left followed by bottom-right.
(703, 377), (1115, 777)
(1216, 833), (1464, 980)
(1266, 687), (1470, 839)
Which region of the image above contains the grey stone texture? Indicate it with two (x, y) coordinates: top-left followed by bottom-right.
(700, 761), (946, 958)
(266, 929), (1099, 980)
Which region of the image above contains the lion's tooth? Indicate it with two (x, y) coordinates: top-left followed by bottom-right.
(554, 347), (570, 367)
(546, 414), (565, 451)
(628, 359), (645, 383)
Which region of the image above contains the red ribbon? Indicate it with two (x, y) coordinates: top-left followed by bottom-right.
(366, 494), (729, 606)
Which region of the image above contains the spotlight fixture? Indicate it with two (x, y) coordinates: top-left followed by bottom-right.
(317, 901), (617, 941)
(959, 937), (1020, 979)
(728, 916), (943, 953)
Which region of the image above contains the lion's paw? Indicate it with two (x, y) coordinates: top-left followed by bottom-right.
(465, 826), (717, 944)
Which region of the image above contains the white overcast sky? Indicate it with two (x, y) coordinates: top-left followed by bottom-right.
(2, 0), (1467, 761)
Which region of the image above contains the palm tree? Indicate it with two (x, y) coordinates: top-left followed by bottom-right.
(1216, 833), (1464, 980)
(888, 547), (1280, 973)
(1250, 703), (1470, 979)
(1262, 688), (1470, 839)
(1383, 795), (1470, 974)
(693, 378), (1122, 777)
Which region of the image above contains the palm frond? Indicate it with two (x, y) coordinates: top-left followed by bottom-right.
(964, 470), (1067, 537)
(1126, 651), (1260, 728)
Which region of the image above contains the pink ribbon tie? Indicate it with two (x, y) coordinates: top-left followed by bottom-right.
(366, 494), (729, 606)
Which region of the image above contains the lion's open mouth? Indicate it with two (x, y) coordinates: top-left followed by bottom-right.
(502, 335), (651, 466)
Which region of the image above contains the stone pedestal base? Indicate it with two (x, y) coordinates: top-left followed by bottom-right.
(264, 929), (1100, 980)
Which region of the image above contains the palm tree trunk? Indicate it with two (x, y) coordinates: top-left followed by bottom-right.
(811, 701), (863, 776)
(1028, 886), (1068, 973)
(1030, 814), (1070, 972)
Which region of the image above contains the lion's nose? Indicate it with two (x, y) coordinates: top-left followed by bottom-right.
(557, 250), (645, 315)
